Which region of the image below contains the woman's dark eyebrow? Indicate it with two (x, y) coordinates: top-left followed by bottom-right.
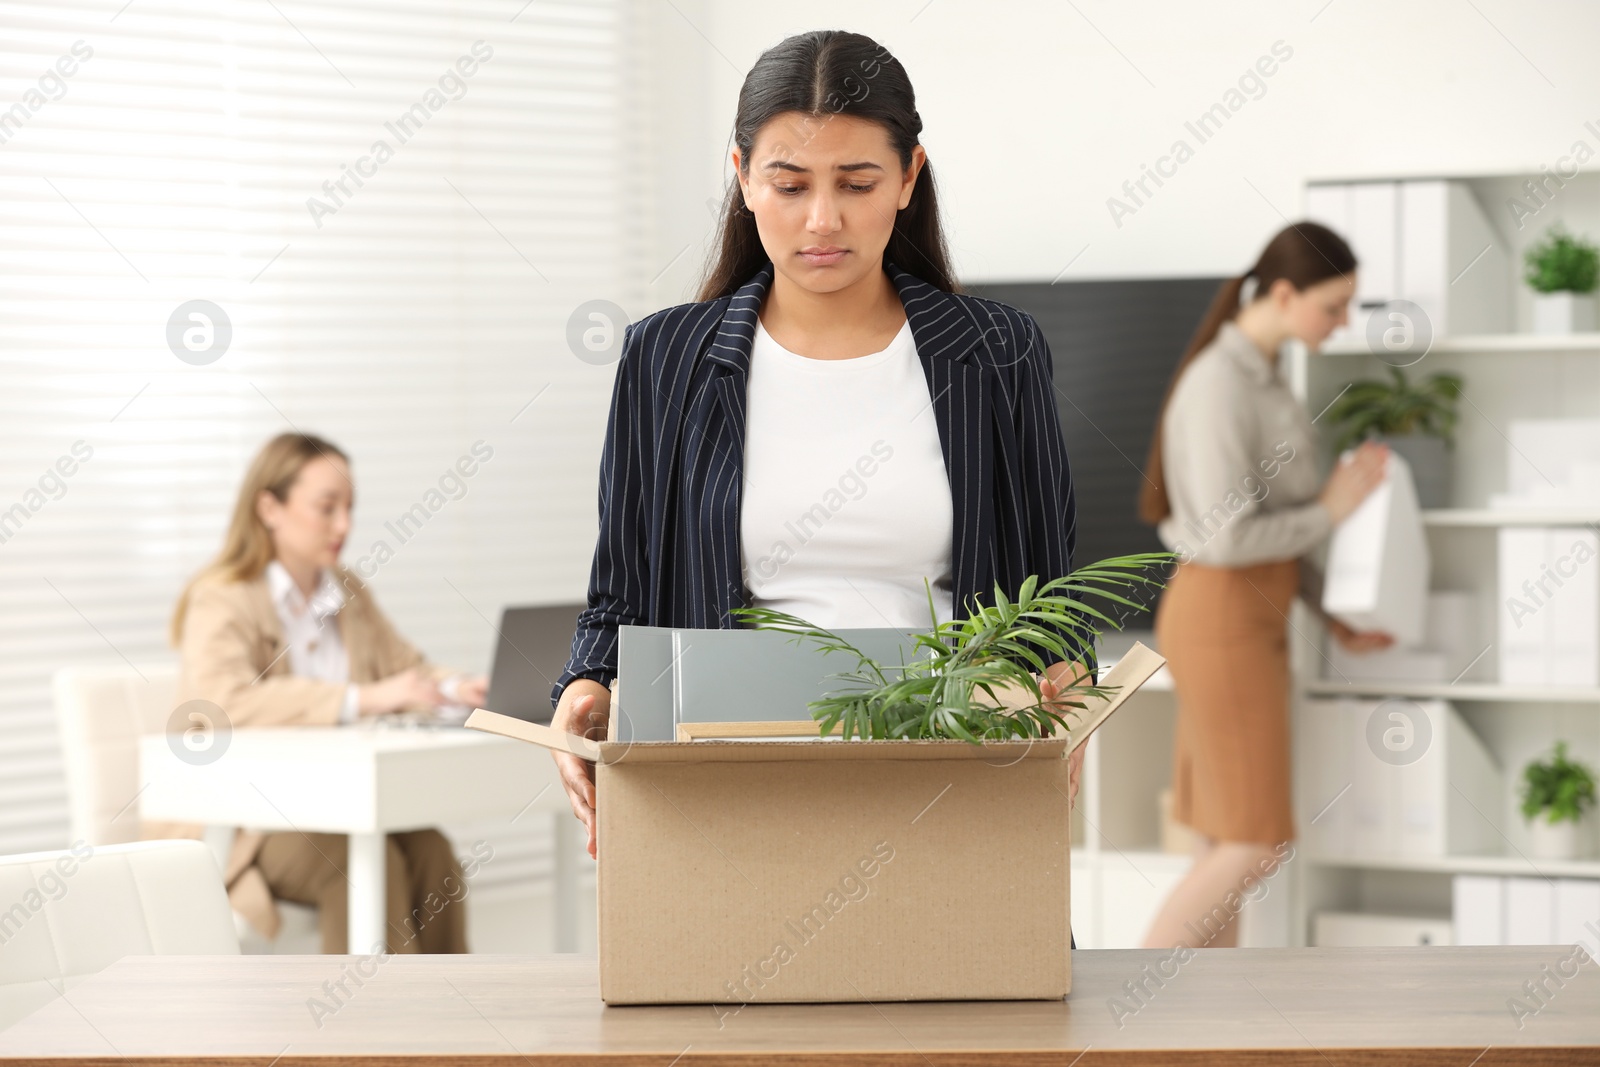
(761, 160), (885, 174)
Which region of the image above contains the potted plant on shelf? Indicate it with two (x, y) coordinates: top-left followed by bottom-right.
(1524, 224), (1599, 335)
(1519, 741), (1598, 861)
(730, 553), (1172, 742)
(1325, 366), (1463, 508)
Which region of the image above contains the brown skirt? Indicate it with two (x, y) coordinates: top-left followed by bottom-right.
(1156, 559), (1298, 845)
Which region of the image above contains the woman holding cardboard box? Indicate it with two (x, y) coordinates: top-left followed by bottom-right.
(1137, 222), (1395, 950)
(548, 31), (1092, 908)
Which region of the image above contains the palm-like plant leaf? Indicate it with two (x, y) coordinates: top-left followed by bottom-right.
(729, 552), (1173, 744)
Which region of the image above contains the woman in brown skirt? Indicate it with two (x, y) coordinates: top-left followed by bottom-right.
(1138, 222), (1394, 950)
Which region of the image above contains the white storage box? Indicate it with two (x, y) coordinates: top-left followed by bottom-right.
(1297, 698), (1501, 859)
(1325, 646), (1446, 682)
(1324, 591), (1479, 683)
(1396, 181), (1510, 338)
(1453, 875), (1506, 946)
(1506, 877), (1557, 946)
(1498, 526), (1600, 687)
(1314, 911), (1453, 948)
(1491, 419), (1600, 510)
(1555, 880), (1600, 957)
(1455, 875), (1600, 950)
(1305, 179), (1509, 342)
(1322, 450), (1430, 646)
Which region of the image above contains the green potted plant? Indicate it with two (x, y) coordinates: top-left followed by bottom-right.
(1519, 741), (1597, 861)
(1325, 366), (1463, 508)
(1524, 224), (1599, 335)
(730, 553), (1172, 742)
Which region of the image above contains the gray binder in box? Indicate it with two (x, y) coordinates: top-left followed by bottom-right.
(613, 624), (931, 742)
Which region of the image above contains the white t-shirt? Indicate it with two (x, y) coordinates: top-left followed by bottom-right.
(739, 315), (955, 630)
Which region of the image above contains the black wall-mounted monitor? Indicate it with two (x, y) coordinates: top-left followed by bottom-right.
(967, 276), (1228, 615)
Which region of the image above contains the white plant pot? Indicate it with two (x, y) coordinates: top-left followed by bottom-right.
(1531, 291), (1597, 335)
(1526, 812), (1592, 861)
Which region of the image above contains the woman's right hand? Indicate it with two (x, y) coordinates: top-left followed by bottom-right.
(1328, 616), (1396, 653)
(358, 667), (444, 717)
(1319, 440), (1390, 524)
(550, 678), (611, 859)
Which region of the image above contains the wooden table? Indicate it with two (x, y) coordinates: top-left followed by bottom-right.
(3, 948), (1596, 1064)
(139, 721), (575, 953)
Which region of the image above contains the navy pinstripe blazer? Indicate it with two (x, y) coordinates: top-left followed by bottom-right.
(551, 257), (1089, 709)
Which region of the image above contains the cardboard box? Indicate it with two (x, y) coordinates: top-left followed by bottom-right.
(467, 642), (1164, 1004)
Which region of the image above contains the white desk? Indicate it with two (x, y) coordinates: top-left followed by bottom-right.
(139, 722), (575, 953)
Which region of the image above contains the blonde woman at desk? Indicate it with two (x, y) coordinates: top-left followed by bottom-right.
(162, 431), (485, 953)
(1138, 222), (1394, 950)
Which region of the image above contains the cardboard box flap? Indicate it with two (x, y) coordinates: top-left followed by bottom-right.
(1066, 640), (1163, 751)
(463, 713), (603, 762)
(465, 640), (1165, 764)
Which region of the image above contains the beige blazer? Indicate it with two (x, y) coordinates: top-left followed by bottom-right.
(146, 565), (450, 939)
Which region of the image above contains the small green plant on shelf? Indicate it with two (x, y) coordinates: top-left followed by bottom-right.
(1325, 366), (1464, 453)
(1519, 741), (1598, 826)
(729, 553), (1173, 744)
(1523, 224), (1600, 294)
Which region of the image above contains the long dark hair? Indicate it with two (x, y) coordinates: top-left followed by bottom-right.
(695, 30), (959, 302)
(1138, 220), (1358, 525)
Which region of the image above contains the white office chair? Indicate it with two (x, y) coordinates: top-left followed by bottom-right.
(0, 840), (238, 1030)
(51, 663), (320, 954)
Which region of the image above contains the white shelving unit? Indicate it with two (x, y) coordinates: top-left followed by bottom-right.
(1073, 171), (1600, 950)
(1304, 680), (1600, 704)
(1321, 333), (1600, 357)
(1422, 509), (1600, 527)
(1283, 168), (1600, 948)
(1306, 852), (1600, 880)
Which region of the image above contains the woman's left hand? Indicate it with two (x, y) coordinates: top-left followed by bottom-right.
(1327, 617), (1395, 654)
(1040, 674), (1085, 808)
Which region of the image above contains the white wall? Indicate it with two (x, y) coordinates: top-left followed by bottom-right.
(641, 0), (1600, 298)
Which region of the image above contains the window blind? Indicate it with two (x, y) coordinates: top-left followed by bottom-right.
(0, 0), (649, 895)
